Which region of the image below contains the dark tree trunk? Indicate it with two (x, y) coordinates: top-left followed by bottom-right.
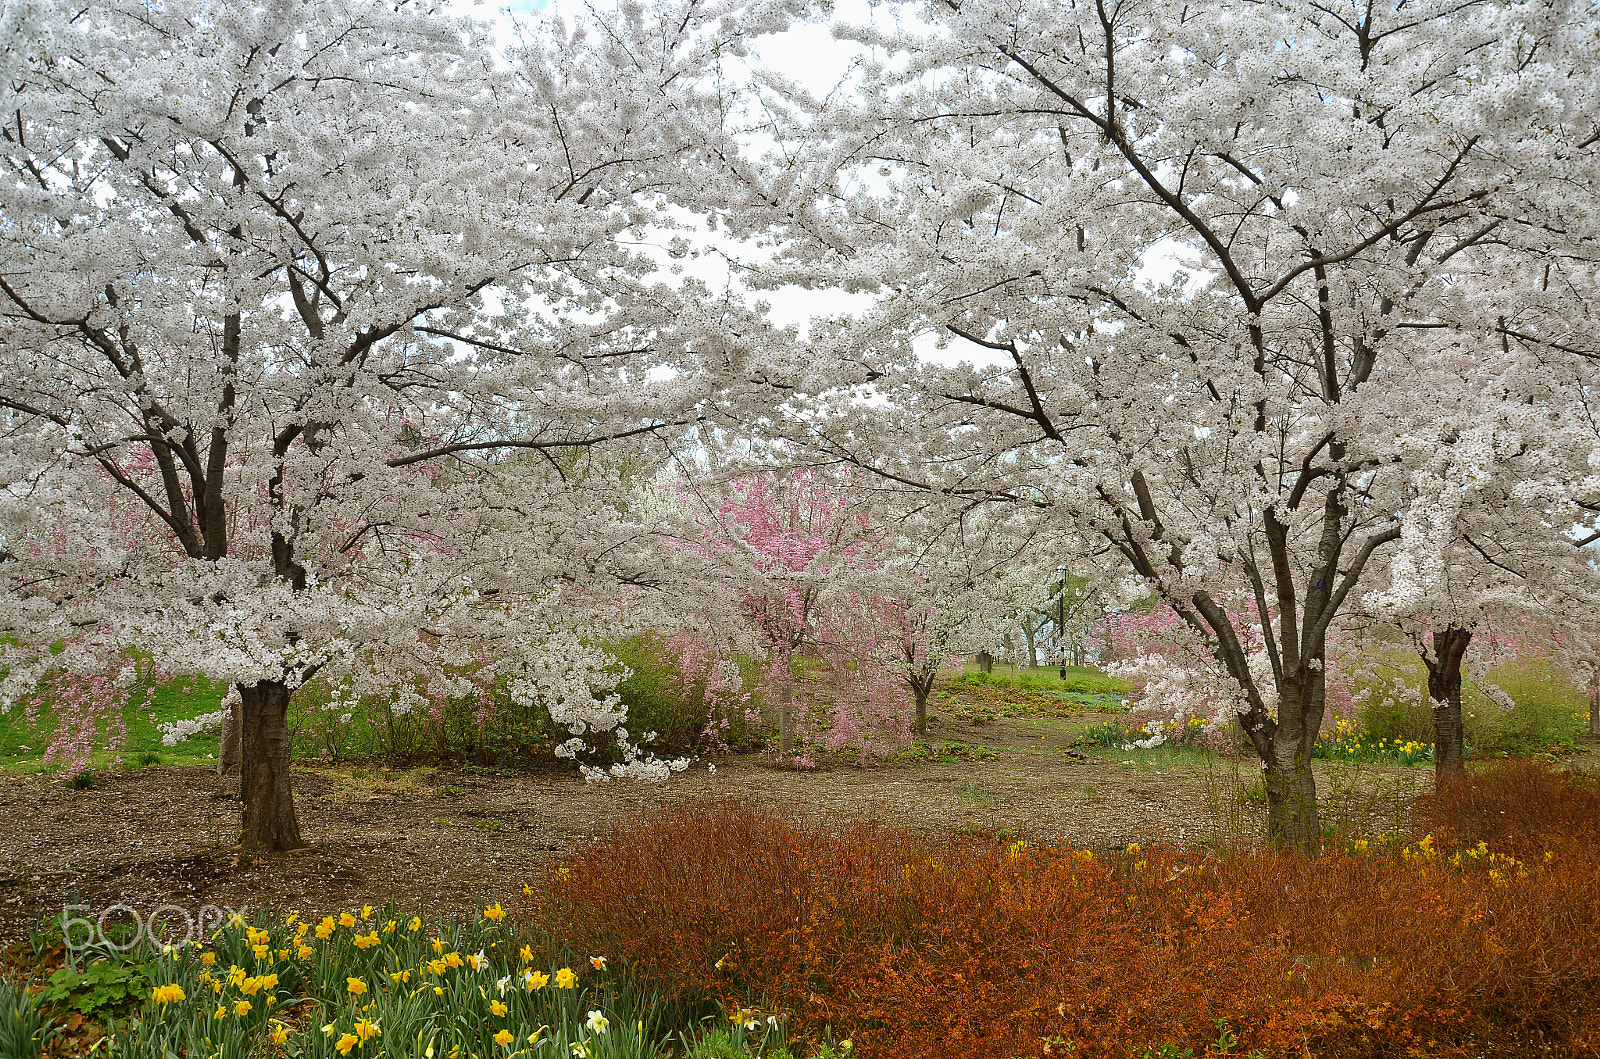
(217, 689), (241, 777)
(1589, 673), (1598, 739)
(239, 680), (304, 851)
(1423, 625), (1471, 785)
(1264, 746), (1320, 849)
(976, 651), (993, 674)
(1262, 668), (1324, 850)
(910, 674), (934, 737)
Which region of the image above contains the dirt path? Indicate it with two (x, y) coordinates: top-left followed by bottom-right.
(0, 710), (1428, 943)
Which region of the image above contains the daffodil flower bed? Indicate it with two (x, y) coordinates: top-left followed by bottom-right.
(1312, 719), (1436, 766)
(100, 902), (667, 1059)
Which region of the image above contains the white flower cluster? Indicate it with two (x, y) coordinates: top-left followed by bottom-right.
(158, 710), (227, 747)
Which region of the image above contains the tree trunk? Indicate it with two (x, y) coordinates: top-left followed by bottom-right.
(1589, 672), (1598, 739)
(217, 689), (241, 777)
(976, 651), (993, 674)
(910, 674), (934, 737)
(1257, 665), (1325, 851)
(238, 680), (304, 851)
(1423, 625), (1471, 785)
(1263, 736), (1321, 850)
(1021, 621), (1038, 669)
(778, 670), (795, 756)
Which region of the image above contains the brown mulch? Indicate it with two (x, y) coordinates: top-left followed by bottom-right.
(0, 710), (1424, 943)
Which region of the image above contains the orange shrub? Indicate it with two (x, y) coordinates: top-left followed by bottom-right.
(522, 764), (1600, 1058)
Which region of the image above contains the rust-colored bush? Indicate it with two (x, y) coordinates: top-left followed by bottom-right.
(522, 765), (1600, 1058)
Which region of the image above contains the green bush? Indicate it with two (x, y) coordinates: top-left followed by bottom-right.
(610, 637), (759, 756)
(1352, 650), (1583, 755)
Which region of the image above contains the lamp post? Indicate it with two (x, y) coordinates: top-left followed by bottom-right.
(1057, 565), (1068, 679)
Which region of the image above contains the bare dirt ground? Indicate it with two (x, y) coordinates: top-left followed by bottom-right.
(0, 708), (1429, 944)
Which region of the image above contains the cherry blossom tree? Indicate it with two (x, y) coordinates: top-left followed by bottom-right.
(0, 0), (770, 849)
(858, 499), (1052, 734)
(713, 0), (1600, 845)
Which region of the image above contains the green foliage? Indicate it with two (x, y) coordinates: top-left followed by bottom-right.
(609, 636), (766, 756)
(91, 903), (674, 1059)
(904, 740), (1000, 763)
(41, 959), (149, 1020)
(1312, 720), (1435, 766)
(1353, 650), (1584, 755)
(0, 977), (50, 1059)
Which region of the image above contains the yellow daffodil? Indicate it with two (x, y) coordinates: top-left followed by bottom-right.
(339, 912), (357, 929)
(271, 1024), (289, 1045)
(555, 967), (577, 989)
(298, 945), (314, 960)
(493, 1029), (515, 1048)
(522, 883), (533, 897)
(213, 1004), (227, 1020)
(443, 952), (464, 970)
(353, 932), (380, 950)
(384, 919), (397, 934)
(432, 938), (444, 954)
(355, 1018), (380, 1041)
(151, 984), (185, 1006)
(483, 903), (506, 922)
(519, 945), (535, 963)
(390, 969), (413, 984)
(362, 905), (374, 919)
(200, 951), (216, 966)
(434, 986), (445, 996)
(315, 918), (336, 940)
(468, 950), (489, 971)
(408, 916), (422, 932)
(525, 970), (550, 991)
(234, 1000), (252, 1018)
(335, 1032), (359, 1055)
(347, 977), (368, 996)
(491, 999), (508, 1016)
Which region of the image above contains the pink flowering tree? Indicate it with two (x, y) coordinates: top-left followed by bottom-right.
(665, 470), (918, 761)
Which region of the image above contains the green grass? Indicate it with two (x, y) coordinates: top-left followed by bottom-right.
(0, 675), (223, 776)
(956, 663), (1126, 695)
